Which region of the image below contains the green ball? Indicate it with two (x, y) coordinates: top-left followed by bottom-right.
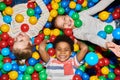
(104, 25), (113, 34)
(58, 7), (65, 15)
(34, 63), (43, 72)
(44, 35), (50, 40)
(23, 74), (31, 80)
(74, 19), (82, 28)
(0, 30), (2, 35)
(0, 2), (6, 11)
(99, 76), (106, 80)
(72, 12), (79, 20)
(0, 54), (3, 61)
(39, 69), (46, 74)
(79, 65), (86, 72)
(39, 73), (47, 80)
(27, 8), (35, 17)
(0, 61), (3, 69)
(26, 66), (34, 74)
(60, 30), (64, 35)
(108, 72), (116, 79)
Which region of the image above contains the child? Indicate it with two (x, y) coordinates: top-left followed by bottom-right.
(52, 0), (120, 57)
(0, 0), (49, 65)
(38, 35), (88, 80)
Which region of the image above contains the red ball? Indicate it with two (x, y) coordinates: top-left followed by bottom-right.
(37, 33), (44, 40)
(77, 0), (84, 4)
(97, 58), (105, 67)
(48, 48), (56, 56)
(3, 57), (12, 63)
(115, 76), (120, 80)
(0, 74), (9, 80)
(114, 68), (120, 75)
(27, 2), (35, 9)
(64, 28), (73, 36)
(21, 23), (29, 32)
(7, 37), (14, 46)
(49, 35), (56, 42)
(114, 8), (120, 13)
(103, 58), (110, 66)
(4, 0), (12, 5)
(1, 32), (9, 41)
(47, 4), (52, 11)
(32, 72), (39, 78)
(34, 37), (42, 45)
(32, 77), (39, 80)
(112, 12), (120, 20)
(72, 75), (82, 80)
(94, 64), (100, 70)
(0, 40), (8, 48)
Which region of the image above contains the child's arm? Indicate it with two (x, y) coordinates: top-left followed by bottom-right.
(38, 40), (50, 63)
(75, 40), (88, 62)
(81, 0), (114, 15)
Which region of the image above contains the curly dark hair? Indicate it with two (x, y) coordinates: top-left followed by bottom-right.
(53, 35), (74, 51)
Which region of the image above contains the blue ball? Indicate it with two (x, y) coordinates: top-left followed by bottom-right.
(68, 10), (75, 17)
(45, 22), (52, 28)
(3, 63), (12, 71)
(61, 1), (69, 8)
(75, 4), (82, 11)
(112, 28), (120, 40)
(0, 71), (2, 77)
(28, 58), (37, 66)
(88, 1), (95, 8)
(65, 7), (70, 13)
(34, 6), (42, 14)
(82, 73), (89, 80)
(105, 14), (113, 23)
(43, 0), (50, 5)
(9, 52), (16, 60)
(1, 48), (10, 56)
(17, 74), (23, 80)
(97, 30), (107, 39)
(85, 52), (98, 66)
(35, 14), (40, 19)
(19, 65), (27, 72)
(12, 63), (19, 71)
(3, 15), (12, 24)
(75, 69), (83, 76)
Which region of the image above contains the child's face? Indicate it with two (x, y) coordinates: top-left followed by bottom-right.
(55, 41), (72, 62)
(13, 32), (31, 50)
(55, 15), (74, 29)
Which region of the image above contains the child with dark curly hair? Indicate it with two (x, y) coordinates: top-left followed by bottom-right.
(39, 35), (88, 80)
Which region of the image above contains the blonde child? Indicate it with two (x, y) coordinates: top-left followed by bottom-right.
(39, 35), (88, 80)
(52, 0), (120, 57)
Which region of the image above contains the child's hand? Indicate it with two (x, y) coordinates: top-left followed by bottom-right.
(39, 40), (47, 53)
(106, 42), (120, 57)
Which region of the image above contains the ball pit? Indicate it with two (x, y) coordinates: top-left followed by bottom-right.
(0, 0), (120, 80)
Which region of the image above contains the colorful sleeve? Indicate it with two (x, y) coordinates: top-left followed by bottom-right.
(73, 55), (84, 67)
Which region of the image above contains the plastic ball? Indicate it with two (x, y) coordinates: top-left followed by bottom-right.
(15, 14), (24, 23)
(77, 0), (84, 4)
(65, 7), (70, 13)
(68, 10), (75, 17)
(1, 47), (10, 56)
(8, 71), (18, 80)
(104, 25), (113, 34)
(61, 0), (69, 8)
(90, 76), (98, 80)
(34, 63), (43, 72)
(105, 14), (113, 23)
(114, 68), (120, 75)
(3, 62), (12, 71)
(52, 2), (59, 10)
(29, 16), (37, 25)
(48, 48), (55, 56)
(34, 6), (42, 14)
(28, 58), (37, 66)
(74, 43), (79, 52)
(26, 66), (34, 74)
(98, 11), (110, 21)
(74, 19), (83, 28)
(75, 69), (83, 75)
(112, 12), (120, 20)
(108, 72), (116, 79)
(3, 15), (12, 24)
(1, 32), (9, 41)
(58, 7), (65, 15)
(49, 35), (56, 42)
(99, 76), (106, 80)
(0, 40), (8, 48)
(72, 12), (79, 20)
(43, 28), (51, 36)
(88, 1), (95, 8)
(27, 8), (35, 16)
(69, 1), (76, 9)
(54, 0), (61, 3)
(4, 0), (12, 5)
(0, 24), (10, 32)
(82, 0), (87, 7)
(34, 36), (42, 45)
(112, 28), (120, 40)
(50, 9), (58, 17)
(47, 4), (52, 11)
(75, 4), (82, 11)
(46, 43), (53, 50)
(27, 2), (35, 9)
(53, 28), (60, 36)
(23, 74), (31, 80)
(7, 37), (14, 46)
(101, 66), (109, 75)
(82, 73), (89, 80)
(32, 51), (40, 60)
(12, 63), (19, 71)
(0, 2), (6, 11)
(72, 75), (82, 80)
(17, 74), (23, 80)
(3, 57), (12, 63)
(85, 52), (98, 66)
(45, 22), (51, 28)
(97, 31), (107, 39)
(0, 74), (9, 80)
(19, 65), (27, 72)
(4, 6), (13, 15)
(39, 73), (47, 80)
(21, 23), (29, 32)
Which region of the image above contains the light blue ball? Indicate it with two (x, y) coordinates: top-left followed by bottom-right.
(1, 48), (10, 56)
(75, 4), (82, 11)
(97, 30), (107, 39)
(112, 28), (120, 40)
(3, 15), (12, 24)
(85, 52), (98, 66)
(3, 63), (12, 71)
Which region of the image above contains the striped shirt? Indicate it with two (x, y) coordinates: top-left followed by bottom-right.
(45, 56), (84, 80)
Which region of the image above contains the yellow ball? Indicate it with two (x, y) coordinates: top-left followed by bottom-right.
(8, 71), (18, 80)
(98, 11), (110, 21)
(54, 0), (61, 3)
(32, 51), (40, 60)
(101, 66), (109, 75)
(0, 24), (10, 32)
(53, 28), (60, 36)
(50, 9), (58, 17)
(29, 16), (37, 25)
(69, 1), (76, 9)
(82, 0), (88, 7)
(2, 11), (6, 16)
(15, 14), (24, 23)
(43, 28), (51, 36)
(52, 2), (59, 10)
(96, 52), (103, 59)
(73, 43), (79, 52)
(90, 76), (99, 80)
(48, 16), (53, 22)
(4, 7), (13, 15)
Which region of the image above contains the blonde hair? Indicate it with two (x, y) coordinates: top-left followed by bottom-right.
(12, 43), (32, 65)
